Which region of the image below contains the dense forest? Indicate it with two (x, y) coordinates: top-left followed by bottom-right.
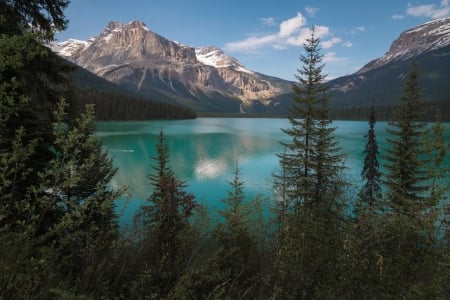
(329, 97), (450, 121)
(1, 1), (450, 299)
(73, 88), (197, 120)
(68, 66), (197, 121)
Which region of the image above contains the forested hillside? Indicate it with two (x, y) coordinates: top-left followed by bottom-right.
(68, 64), (197, 120)
(1, 2), (450, 299)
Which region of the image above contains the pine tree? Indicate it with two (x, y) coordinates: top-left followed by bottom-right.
(212, 162), (257, 298)
(380, 61), (443, 297)
(0, 1), (73, 209)
(384, 61), (428, 213)
(422, 109), (450, 207)
(341, 104), (385, 298)
(276, 26), (344, 213)
(422, 109), (450, 297)
(272, 26), (346, 299)
(1, 0), (69, 41)
(135, 130), (197, 297)
(359, 103), (382, 209)
(35, 98), (124, 295)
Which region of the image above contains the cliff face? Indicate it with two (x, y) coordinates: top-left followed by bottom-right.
(54, 21), (291, 111)
(358, 17), (450, 74)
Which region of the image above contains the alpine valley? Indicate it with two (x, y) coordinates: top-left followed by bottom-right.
(53, 17), (450, 118)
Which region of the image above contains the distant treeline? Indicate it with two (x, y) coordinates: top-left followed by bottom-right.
(72, 87), (197, 121)
(330, 98), (450, 121)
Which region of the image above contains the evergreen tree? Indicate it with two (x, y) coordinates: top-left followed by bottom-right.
(276, 26), (344, 213)
(35, 98), (123, 296)
(135, 131), (197, 297)
(0, 1), (72, 207)
(384, 61), (428, 212)
(1, 0), (69, 40)
(380, 61), (443, 297)
(422, 109), (450, 297)
(272, 26), (346, 299)
(341, 104), (385, 298)
(358, 103), (382, 209)
(422, 109), (450, 208)
(211, 162), (258, 298)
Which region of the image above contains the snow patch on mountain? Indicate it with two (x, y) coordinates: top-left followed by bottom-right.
(51, 39), (92, 56)
(358, 17), (450, 74)
(195, 46), (253, 73)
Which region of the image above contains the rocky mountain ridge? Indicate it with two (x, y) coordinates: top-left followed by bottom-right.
(358, 17), (450, 74)
(53, 21), (291, 112)
(328, 16), (450, 109)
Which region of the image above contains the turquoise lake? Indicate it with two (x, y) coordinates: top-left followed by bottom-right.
(95, 118), (450, 224)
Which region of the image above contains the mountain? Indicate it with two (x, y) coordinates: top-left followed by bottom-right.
(328, 17), (450, 110)
(53, 21), (292, 113)
(54, 18), (450, 117)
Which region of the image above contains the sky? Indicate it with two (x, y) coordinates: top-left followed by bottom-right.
(56, 0), (450, 81)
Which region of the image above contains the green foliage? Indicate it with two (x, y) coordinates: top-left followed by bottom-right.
(384, 61), (430, 213)
(422, 109), (450, 206)
(1, 2), (450, 298)
(272, 26), (347, 299)
(133, 131), (197, 298)
(73, 86), (197, 121)
(358, 103), (382, 209)
(211, 163), (258, 298)
(352, 61), (449, 299)
(0, 0), (69, 41)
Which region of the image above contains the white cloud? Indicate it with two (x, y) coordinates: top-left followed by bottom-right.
(406, 1), (450, 19)
(343, 40), (353, 48)
(348, 26), (366, 34)
(225, 12), (342, 53)
(322, 37), (342, 49)
(323, 52), (346, 63)
(260, 17), (276, 27)
(225, 34), (279, 52)
(392, 14), (405, 20)
(285, 25), (332, 47)
(286, 27), (314, 46)
(314, 25), (332, 38)
(279, 13), (306, 38)
(305, 6), (319, 17)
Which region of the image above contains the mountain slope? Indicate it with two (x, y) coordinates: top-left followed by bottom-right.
(328, 17), (450, 109)
(53, 21), (292, 113)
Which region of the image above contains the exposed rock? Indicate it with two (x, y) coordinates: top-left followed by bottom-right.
(358, 17), (450, 74)
(53, 21), (291, 111)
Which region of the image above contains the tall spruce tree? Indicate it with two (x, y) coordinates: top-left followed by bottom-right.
(380, 61), (442, 298)
(342, 104), (385, 298)
(211, 162), (258, 298)
(135, 131), (197, 297)
(384, 61), (428, 212)
(272, 26), (346, 299)
(359, 103), (382, 209)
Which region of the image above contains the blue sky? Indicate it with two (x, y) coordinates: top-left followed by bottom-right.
(56, 0), (450, 81)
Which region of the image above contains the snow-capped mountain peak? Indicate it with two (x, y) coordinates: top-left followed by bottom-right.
(51, 20), (289, 110)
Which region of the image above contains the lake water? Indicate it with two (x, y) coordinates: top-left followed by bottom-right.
(96, 118), (450, 223)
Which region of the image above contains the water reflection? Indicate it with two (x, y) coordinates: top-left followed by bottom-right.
(98, 120), (284, 206)
(97, 118), (450, 215)
(194, 158), (227, 180)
